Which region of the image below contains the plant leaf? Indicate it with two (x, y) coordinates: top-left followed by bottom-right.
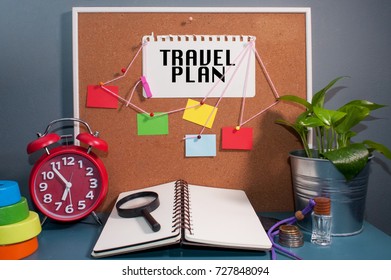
(363, 140), (391, 159)
(299, 116), (325, 127)
(336, 100), (386, 134)
(339, 100), (386, 111)
(335, 105), (370, 134)
(312, 76), (347, 108)
(275, 119), (306, 135)
(313, 106), (347, 127)
(323, 143), (369, 181)
(277, 95), (312, 110)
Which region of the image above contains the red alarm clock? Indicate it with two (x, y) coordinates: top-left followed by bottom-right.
(27, 118), (108, 223)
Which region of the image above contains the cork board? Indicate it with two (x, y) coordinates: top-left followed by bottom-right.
(72, 7), (312, 213)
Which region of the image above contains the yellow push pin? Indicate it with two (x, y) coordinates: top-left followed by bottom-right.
(99, 82), (104, 86)
(235, 126), (241, 131)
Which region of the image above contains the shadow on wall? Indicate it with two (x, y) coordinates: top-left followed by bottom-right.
(244, 109), (303, 213)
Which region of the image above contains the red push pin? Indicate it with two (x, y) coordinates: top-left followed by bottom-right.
(121, 68), (126, 74)
(149, 112), (154, 117)
(200, 100), (205, 105)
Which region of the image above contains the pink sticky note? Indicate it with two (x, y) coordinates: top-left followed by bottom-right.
(86, 85), (119, 108)
(221, 127), (253, 150)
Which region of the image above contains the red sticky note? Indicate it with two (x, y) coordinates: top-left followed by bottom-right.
(86, 85), (119, 108)
(221, 127), (253, 150)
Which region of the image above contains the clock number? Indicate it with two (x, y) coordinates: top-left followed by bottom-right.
(78, 200), (86, 210)
(43, 193), (52, 203)
(39, 182), (48, 192)
(50, 161), (61, 170)
(89, 178), (98, 188)
(78, 160), (83, 169)
(62, 156), (75, 166)
(86, 167), (94, 176)
(65, 204), (74, 214)
(86, 190), (94, 200)
(41, 171), (54, 180)
(54, 201), (62, 211)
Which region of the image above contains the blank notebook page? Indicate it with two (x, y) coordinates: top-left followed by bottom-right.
(185, 185), (272, 250)
(92, 182), (179, 252)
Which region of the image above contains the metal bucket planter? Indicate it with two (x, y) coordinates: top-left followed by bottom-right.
(289, 150), (371, 236)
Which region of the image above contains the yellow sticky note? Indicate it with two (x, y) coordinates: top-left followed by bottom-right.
(182, 99), (218, 128)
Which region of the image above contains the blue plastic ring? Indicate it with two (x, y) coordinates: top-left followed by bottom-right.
(0, 181), (21, 207)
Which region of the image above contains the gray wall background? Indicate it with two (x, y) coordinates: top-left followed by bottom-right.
(1, 0), (390, 235)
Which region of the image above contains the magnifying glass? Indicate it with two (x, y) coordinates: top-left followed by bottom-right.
(115, 191), (161, 232)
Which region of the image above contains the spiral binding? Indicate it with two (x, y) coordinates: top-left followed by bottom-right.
(143, 33), (256, 43)
(172, 179), (193, 235)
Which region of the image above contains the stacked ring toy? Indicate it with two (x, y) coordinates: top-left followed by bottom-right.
(0, 181), (42, 259)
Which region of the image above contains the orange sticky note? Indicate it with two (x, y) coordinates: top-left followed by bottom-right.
(86, 85), (119, 108)
(182, 99), (217, 128)
(221, 127), (253, 150)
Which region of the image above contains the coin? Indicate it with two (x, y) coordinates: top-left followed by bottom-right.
(278, 224), (304, 248)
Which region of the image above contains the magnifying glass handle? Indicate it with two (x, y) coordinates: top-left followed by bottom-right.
(141, 209), (161, 232)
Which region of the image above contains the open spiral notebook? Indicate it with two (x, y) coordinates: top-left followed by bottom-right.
(91, 180), (272, 258)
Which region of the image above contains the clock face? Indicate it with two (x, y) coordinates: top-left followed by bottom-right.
(29, 146), (108, 222)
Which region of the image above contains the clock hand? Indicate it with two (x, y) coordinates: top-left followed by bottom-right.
(52, 166), (73, 201)
(61, 172), (73, 201)
(68, 187), (73, 206)
(60, 172), (74, 202)
(52, 166), (71, 186)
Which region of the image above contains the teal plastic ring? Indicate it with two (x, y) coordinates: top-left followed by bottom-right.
(0, 197), (30, 226)
(0, 181), (21, 207)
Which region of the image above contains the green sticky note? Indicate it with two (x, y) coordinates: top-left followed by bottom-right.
(137, 113), (169, 135)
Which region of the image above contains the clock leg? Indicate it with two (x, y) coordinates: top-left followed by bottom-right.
(40, 215), (48, 226)
(91, 211), (103, 226)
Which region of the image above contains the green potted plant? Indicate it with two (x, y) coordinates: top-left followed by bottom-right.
(276, 76), (391, 236)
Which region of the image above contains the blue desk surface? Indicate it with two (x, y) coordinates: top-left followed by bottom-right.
(26, 212), (391, 260)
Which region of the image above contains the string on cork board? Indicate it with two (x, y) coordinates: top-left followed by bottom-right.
(72, 7), (312, 213)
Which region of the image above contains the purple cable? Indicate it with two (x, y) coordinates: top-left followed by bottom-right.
(267, 199), (316, 260)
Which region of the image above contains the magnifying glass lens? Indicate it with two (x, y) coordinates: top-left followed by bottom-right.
(116, 191), (161, 232)
(119, 196), (156, 209)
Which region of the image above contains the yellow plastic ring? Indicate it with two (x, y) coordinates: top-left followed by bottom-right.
(0, 197), (29, 226)
(0, 181), (21, 207)
(0, 237), (38, 260)
(0, 211), (42, 245)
